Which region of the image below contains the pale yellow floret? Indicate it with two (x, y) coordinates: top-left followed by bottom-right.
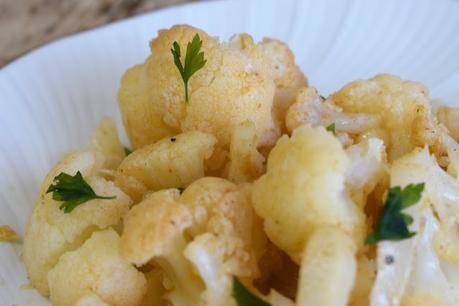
(48, 229), (146, 306)
(23, 151), (131, 295)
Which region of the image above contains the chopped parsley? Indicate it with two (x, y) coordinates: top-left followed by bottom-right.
(124, 146), (132, 156)
(171, 34), (207, 104)
(232, 277), (270, 306)
(365, 183), (424, 244)
(326, 122), (336, 135)
(46, 171), (116, 213)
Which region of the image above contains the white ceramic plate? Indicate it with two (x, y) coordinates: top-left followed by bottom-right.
(1, 0), (459, 304)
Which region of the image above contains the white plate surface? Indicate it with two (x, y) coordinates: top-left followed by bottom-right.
(1, 0), (459, 304)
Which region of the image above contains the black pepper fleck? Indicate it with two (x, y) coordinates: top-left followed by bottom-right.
(385, 255), (394, 265)
(170, 137), (176, 142)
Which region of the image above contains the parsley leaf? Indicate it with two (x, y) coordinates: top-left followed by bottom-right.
(124, 146), (132, 156)
(171, 34), (207, 104)
(233, 277), (270, 306)
(365, 183), (424, 244)
(326, 122), (336, 135)
(46, 171), (116, 213)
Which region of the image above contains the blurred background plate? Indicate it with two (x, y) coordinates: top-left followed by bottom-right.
(1, 0), (459, 304)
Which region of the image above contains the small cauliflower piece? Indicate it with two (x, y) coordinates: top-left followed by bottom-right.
(115, 131), (216, 202)
(252, 125), (364, 262)
(179, 177), (266, 263)
(120, 189), (204, 306)
(297, 227), (357, 306)
(75, 293), (109, 306)
(0, 225), (17, 242)
(345, 137), (389, 208)
(229, 34), (307, 131)
(329, 74), (452, 160)
(48, 229), (146, 306)
(370, 148), (459, 306)
(119, 24), (280, 149)
(89, 117), (126, 169)
(23, 151), (132, 295)
(286, 87), (381, 144)
(184, 233), (249, 306)
(225, 120), (265, 183)
(437, 105), (459, 141)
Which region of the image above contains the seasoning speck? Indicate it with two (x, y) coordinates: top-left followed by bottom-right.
(385, 255), (394, 265)
(170, 137), (176, 142)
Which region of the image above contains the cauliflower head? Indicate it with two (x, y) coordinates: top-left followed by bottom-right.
(252, 125), (364, 262)
(115, 131), (216, 202)
(23, 150), (131, 295)
(119, 24), (282, 149)
(48, 229), (146, 306)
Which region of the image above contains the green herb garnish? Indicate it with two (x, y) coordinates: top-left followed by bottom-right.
(171, 34), (207, 104)
(124, 146), (132, 156)
(326, 122), (336, 135)
(365, 183), (424, 244)
(46, 171), (116, 213)
(232, 277), (270, 306)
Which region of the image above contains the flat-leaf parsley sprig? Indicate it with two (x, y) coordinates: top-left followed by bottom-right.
(232, 277), (271, 306)
(46, 171), (116, 213)
(171, 34), (207, 104)
(365, 183), (424, 244)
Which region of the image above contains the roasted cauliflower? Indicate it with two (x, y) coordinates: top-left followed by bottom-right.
(48, 229), (146, 306)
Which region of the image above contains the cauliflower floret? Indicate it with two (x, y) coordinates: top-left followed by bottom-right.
(88, 117), (126, 170)
(179, 177), (266, 263)
(370, 147), (459, 306)
(252, 125), (364, 262)
(296, 227), (357, 306)
(23, 151), (132, 295)
(121, 178), (265, 306)
(286, 87), (381, 146)
(120, 189), (204, 306)
(329, 74), (457, 161)
(48, 229), (146, 306)
(115, 131), (216, 202)
(437, 106), (459, 141)
(119, 24), (281, 149)
(345, 138), (389, 208)
(183, 233), (248, 306)
(229, 34), (307, 132)
(225, 120), (265, 183)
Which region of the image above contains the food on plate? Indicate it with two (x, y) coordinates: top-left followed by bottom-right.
(21, 24), (459, 306)
(0, 225), (17, 241)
